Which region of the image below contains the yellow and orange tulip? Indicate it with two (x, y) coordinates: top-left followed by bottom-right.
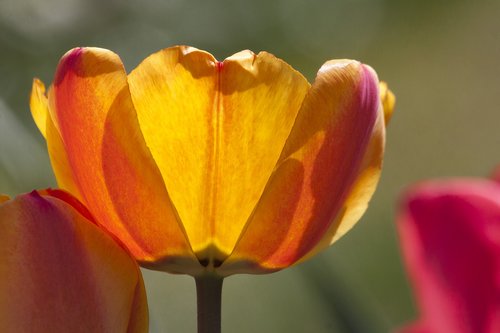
(31, 46), (394, 276)
(0, 190), (148, 332)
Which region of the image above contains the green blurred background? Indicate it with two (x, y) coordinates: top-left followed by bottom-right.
(1, 0), (499, 332)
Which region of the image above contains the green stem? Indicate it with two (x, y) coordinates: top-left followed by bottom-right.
(195, 275), (223, 333)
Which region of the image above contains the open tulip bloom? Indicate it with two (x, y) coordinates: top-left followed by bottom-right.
(26, 45), (394, 332)
(397, 176), (500, 333)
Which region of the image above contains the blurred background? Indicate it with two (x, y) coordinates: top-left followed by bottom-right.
(1, 0), (499, 332)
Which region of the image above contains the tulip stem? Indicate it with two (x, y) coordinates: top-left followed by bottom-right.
(195, 274), (223, 333)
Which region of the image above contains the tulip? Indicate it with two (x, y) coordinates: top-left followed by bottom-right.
(397, 178), (500, 333)
(0, 190), (148, 332)
(31, 45), (393, 275)
(31, 46), (393, 332)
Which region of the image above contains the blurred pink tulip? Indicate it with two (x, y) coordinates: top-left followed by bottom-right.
(397, 178), (500, 333)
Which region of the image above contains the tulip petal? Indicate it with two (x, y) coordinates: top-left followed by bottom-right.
(128, 46), (310, 262)
(379, 81), (395, 125)
(399, 180), (500, 333)
(300, 104), (385, 262)
(0, 191), (148, 332)
(52, 47), (197, 272)
(222, 61), (382, 273)
(29, 78), (48, 138)
(30, 80), (83, 199)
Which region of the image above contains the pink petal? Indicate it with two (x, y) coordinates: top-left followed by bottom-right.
(398, 179), (500, 333)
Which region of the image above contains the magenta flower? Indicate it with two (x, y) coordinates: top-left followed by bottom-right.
(397, 177), (500, 333)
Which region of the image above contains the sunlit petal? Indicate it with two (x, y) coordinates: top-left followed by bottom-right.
(128, 46), (310, 263)
(29, 82), (83, 199)
(52, 47), (197, 272)
(29, 78), (48, 138)
(222, 60), (382, 273)
(301, 101), (385, 261)
(379, 81), (395, 125)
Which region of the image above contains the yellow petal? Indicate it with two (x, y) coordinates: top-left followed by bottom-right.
(128, 46), (310, 263)
(52, 47), (197, 272)
(29, 80), (82, 199)
(0, 191), (148, 332)
(379, 81), (395, 125)
(29, 78), (48, 138)
(222, 60), (383, 274)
